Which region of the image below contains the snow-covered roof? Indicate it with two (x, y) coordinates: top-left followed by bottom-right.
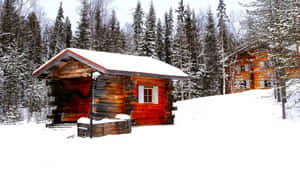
(32, 48), (188, 80)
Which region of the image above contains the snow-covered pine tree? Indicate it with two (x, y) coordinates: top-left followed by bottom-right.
(2, 40), (26, 123)
(0, 0), (23, 122)
(144, 1), (157, 59)
(75, 0), (91, 49)
(92, 4), (105, 51)
(173, 0), (188, 100)
(65, 16), (72, 48)
(202, 8), (221, 96)
(189, 10), (203, 98)
(49, 2), (65, 57)
(133, 1), (144, 56)
(156, 19), (164, 61)
(41, 25), (50, 60)
(106, 10), (124, 53)
(0, 0), (19, 51)
(217, 0), (229, 95)
(183, 5), (193, 99)
(164, 8), (173, 64)
(23, 11), (45, 122)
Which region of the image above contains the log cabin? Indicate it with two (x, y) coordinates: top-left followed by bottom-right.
(32, 48), (188, 125)
(226, 42), (300, 94)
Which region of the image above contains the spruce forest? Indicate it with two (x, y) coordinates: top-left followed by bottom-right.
(0, 0), (299, 123)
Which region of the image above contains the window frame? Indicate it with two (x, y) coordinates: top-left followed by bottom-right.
(143, 87), (153, 104)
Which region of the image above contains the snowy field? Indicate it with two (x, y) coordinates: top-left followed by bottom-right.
(1, 89), (300, 169)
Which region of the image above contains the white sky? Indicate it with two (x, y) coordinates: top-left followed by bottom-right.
(40, 0), (248, 29)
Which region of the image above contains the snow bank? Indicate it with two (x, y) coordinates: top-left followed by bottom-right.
(1, 89), (300, 169)
(286, 79), (300, 119)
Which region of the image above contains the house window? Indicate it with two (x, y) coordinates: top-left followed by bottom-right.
(260, 80), (265, 88)
(138, 85), (158, 104)
(245, 64), (249, 71)
(236, 65), (241, 74)
(241, 65), (245, 72)
(144, 87), (153, 103)
(264, 80), (272, 88)
(246, 80), (250, 89)
(240, 80), (246, 89)
(235, 80), (240, 89)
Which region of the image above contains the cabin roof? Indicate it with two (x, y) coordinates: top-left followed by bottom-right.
(32, 48), (188, 80)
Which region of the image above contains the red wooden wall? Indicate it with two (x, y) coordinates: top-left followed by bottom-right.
(130, 77), (172, 125)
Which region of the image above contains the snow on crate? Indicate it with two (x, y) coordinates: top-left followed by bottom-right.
(115, 114), (131, 120)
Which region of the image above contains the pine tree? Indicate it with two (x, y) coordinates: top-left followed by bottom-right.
(133, 1), (144, 56)
(0, 0), (18, 51)
(93, 4), (104, 51)
(202, 8), (221, 96)
(75, 0), (91, 49)
(144, 1), (157, 58)
(173, 0), (188, 100)
(23, 11), (44, 122)
(164, 8), (173, 64)
(0, 0), (25, 122)
(107, 10), (123, 53)
(156, 19), (164, 61)
(217, 0), (229, 95)
(2, 41), (26, 122)
(65, 17), (72, 48)
(185, 6), (203, 98)
(49, 2), (65, 57)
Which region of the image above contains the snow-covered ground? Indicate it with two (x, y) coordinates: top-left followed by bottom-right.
(1, 89), (300, 169)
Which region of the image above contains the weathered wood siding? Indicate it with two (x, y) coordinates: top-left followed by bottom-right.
(93, 74), (136, 119)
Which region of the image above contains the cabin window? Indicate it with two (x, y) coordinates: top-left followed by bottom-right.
(138, 85), (159, 104)
(260, 61), (264, 68)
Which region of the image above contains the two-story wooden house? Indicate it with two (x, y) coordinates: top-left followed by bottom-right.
(226, 42), (299, 94)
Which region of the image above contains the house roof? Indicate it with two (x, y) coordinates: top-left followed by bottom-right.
(226, 41), (267, 60)
(32, 48), (188, 80)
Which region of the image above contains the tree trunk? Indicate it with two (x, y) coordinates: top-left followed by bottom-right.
(280, 78), (287, 119)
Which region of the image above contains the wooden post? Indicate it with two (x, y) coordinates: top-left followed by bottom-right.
(90, 72), (94, 138)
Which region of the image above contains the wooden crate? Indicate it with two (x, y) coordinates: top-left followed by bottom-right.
(77, 118), (131, 138)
